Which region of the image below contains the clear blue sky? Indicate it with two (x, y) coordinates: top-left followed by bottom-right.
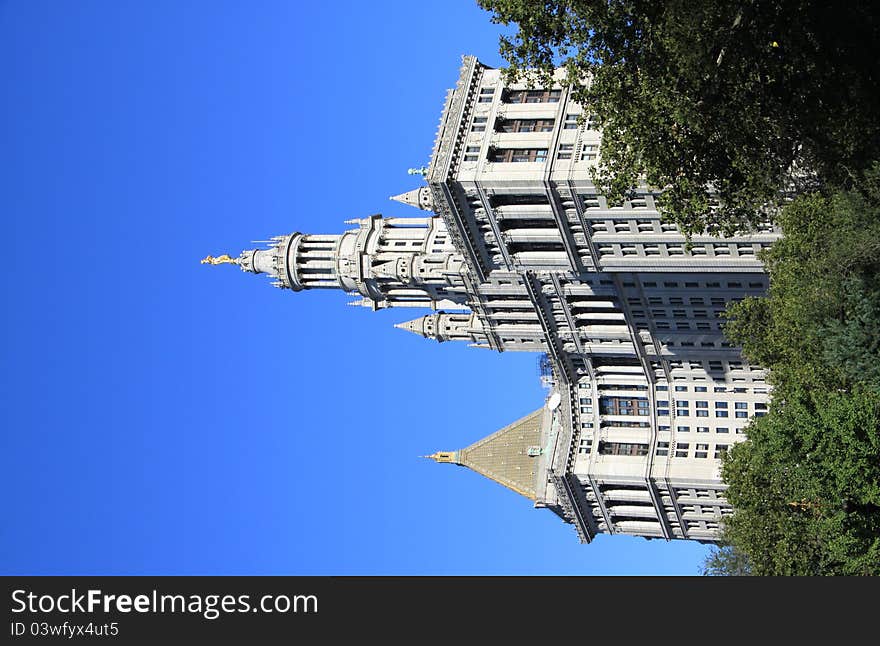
(0, 0), (710, 574)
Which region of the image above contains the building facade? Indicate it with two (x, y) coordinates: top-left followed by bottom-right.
(205, 56), (779, 544)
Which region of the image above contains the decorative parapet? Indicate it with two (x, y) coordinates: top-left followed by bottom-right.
(427, 55), (481, 183)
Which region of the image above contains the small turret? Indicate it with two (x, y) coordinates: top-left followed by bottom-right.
(390, 187), (434, 211)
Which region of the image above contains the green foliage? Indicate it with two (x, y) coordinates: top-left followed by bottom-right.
(705, 173), (880, 575)
(479, 0), (880, 236)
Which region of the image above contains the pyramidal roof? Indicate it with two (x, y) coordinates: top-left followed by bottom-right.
(431, 408), (545, 500)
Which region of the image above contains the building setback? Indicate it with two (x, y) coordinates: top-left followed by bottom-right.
(205, 56), (779, 544)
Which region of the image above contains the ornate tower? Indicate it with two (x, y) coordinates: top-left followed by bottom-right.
(206, 214), (470, 312)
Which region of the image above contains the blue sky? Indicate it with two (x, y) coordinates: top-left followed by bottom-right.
(0, 1), (710, 574)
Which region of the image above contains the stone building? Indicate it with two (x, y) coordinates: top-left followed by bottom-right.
(205, 56), (779, 544)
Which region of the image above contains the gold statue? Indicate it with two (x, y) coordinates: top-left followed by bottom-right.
(201, 254), (238, 265)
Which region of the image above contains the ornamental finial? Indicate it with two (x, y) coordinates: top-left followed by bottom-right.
(200, 254), (239, 266)
(422, 451), (458, 464)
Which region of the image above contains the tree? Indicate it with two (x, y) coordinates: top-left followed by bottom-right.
(709, 173), (880, 575)
(479, 1), (880, 237)
(723, 165), (880, 391)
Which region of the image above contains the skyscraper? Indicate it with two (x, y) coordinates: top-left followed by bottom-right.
(205, 56), (779, 543)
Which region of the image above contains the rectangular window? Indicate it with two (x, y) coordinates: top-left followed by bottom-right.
(557, 143), (573, 160)
(735, 402), (748, 409)
(736, 411), (748, 419)
(677, 425), (690, 433)
(696, 410), (709, 417)
(471, 116), (488, 132)
(716, 410), (729, 418)
(478, 87), (495, 103)
(489, 148), (548, 163)
(695, 443), (709, 458)
(498, 118), (555, 133)
(695, 401), (708, 408)
(675, 443), (690, 458)
(656, 441), (670, 456)
(714, 444), (729, 459)
(716, 427), (729, 433)
(697, 426), (710, 433)
(599, 441), (649, 457)
(563, 114), (579, 129)
(580, 145), (598, 161)
(505, 89), (562, 104)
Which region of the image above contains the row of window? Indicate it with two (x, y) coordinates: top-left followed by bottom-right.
(478, 87), (562, 104)
(657, 385), (768, 394)
(577, 383), (769, 396)
(480, 147), (600, 164)
(656, 442), (729, 459)
(581, 440), (732, 459)
(596, 242), (764, 259)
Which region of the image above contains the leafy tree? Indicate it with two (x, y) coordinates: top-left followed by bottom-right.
(479, 1), (880, 236)
(700, 543), (752, 576)
(723, 165), (880, 391)
(706, 172), (880, 575)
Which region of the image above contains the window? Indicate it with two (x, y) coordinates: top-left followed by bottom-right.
(478, 87), (495, 103)
(695, 386), (707, 392)
(463, 145), (481, 162)
(489, 148), (548, 163)
(675, 443), (690, 458)
(695, 443), (709, 458)
(599, 396), (649, 416)
(716, 410), (729, 418)
(505, 88), (562, 103)
(714, 444), (729, 459)
(471, 116), (487, 132)
(563, 114), (579, 129)
(696, 410), (708, 417)
(695, 401), (708, 408)
(498, 118), (555, 133)
(578, 439), (593, 454)
(735, 402), (748, 409)
(755, 402), (768, 410)
(599, 441), (649, 456)
(656, 385), (668, 391)
(715, 402), (728, 409)
(580, 145), (598, 161)
(675, 386), (688, 392)
(736, 411), (748, 419)
(697, 426), (710, 433)
(677, 425), (690, 433)
(716, 427), (729, 433)
(656, 441), (670, 456)
(557, 143), (573, 160)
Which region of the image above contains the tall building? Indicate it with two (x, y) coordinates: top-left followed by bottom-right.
(204, 56), (779, 544)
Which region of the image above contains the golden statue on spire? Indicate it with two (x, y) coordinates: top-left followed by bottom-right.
(200, 254), (238, 265)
